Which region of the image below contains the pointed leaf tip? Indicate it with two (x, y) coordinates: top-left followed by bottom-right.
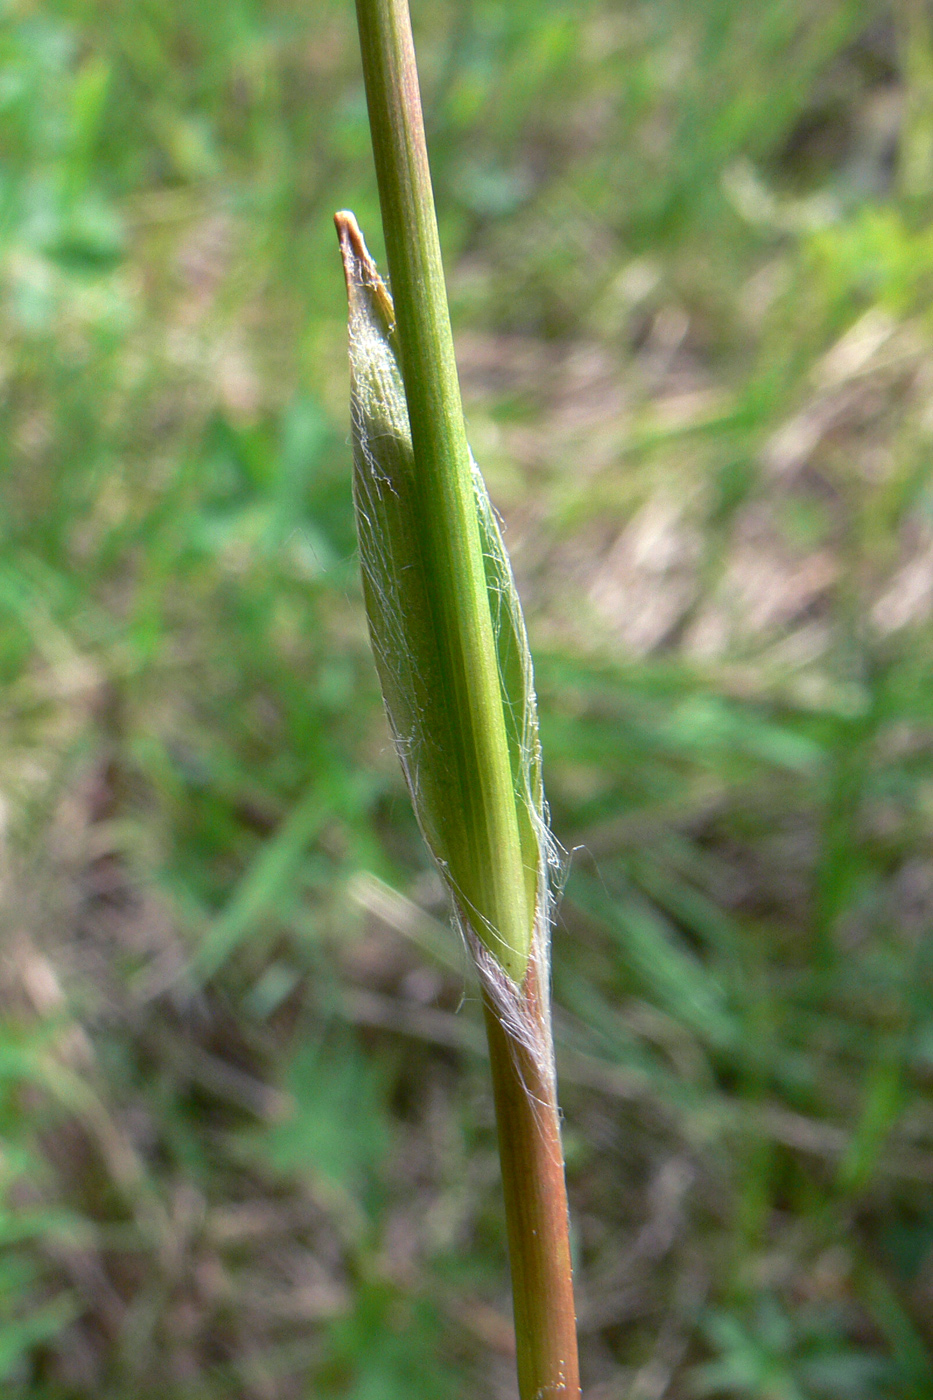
(334, 210), (396, 335)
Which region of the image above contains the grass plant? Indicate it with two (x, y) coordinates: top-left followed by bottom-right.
(338, 0), (578, 1389)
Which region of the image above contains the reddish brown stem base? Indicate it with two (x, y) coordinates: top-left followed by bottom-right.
(483, 959), (580, 1399)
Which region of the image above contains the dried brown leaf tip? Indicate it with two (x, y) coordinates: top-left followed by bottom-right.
(334, 210), (395, 337)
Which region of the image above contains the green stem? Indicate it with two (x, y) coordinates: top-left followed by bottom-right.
(354, 0), (531, 973)
(350, 2), (580, 1391)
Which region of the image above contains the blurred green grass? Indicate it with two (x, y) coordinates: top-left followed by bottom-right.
(2, 0), (933, 1396)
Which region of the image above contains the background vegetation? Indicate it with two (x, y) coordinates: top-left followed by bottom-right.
(2, 0), (933, 1395)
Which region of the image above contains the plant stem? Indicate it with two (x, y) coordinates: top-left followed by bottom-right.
(349, 0), (580, 1392)
(353, 0), (532, 977)
(484, 964), (581, 1398)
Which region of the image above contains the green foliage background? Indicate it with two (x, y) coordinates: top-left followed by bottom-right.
(2, 1), (933, 1395)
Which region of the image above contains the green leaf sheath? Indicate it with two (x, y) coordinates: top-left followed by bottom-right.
(336, 213), (542, 982)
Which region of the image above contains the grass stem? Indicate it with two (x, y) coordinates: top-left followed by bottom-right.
(346, 0), (580, 1392)
(353, 0), (532, 977)
(484, 962), (581, 1399)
